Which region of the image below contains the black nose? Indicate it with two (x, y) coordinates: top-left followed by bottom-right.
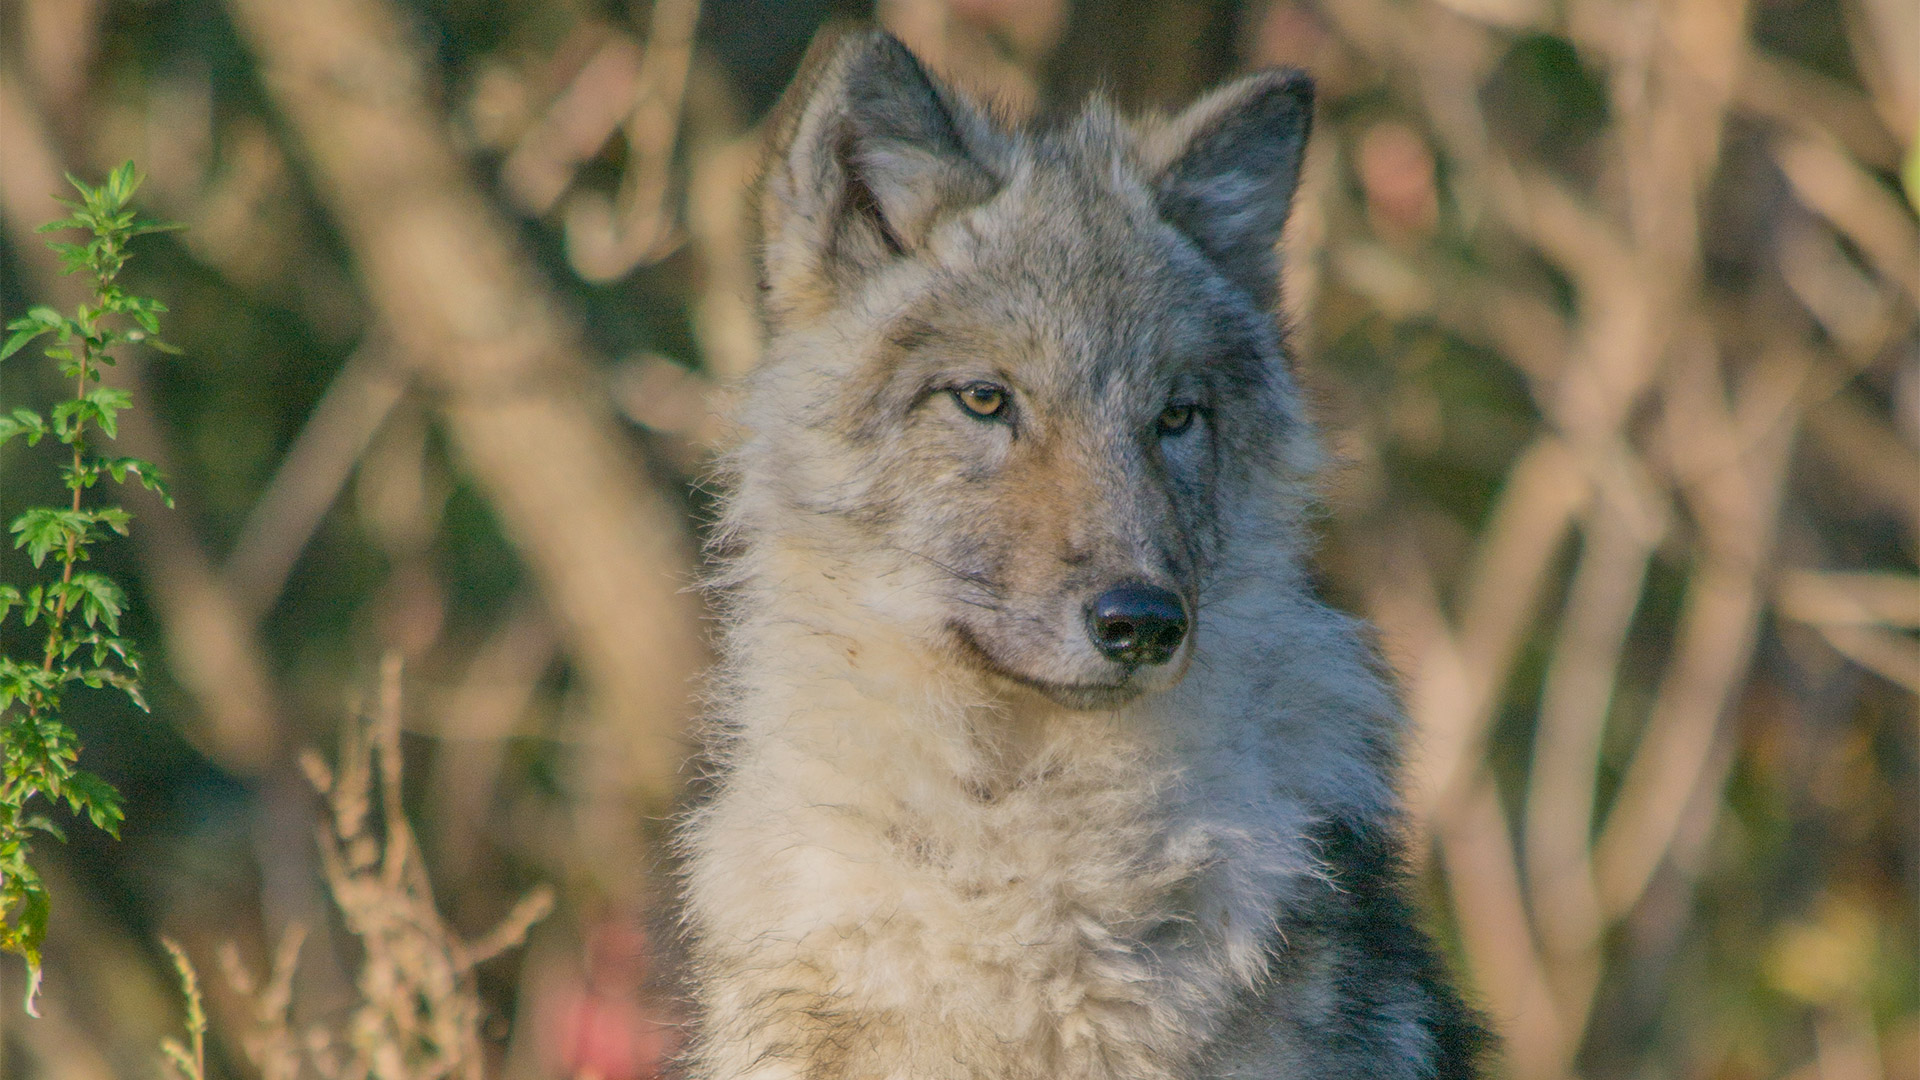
(1086, 583), (1188, 666)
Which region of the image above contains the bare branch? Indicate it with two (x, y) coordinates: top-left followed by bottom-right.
(223, 0), (711, 805)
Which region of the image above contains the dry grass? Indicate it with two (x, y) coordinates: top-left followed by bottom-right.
(212, 654), (550, 1080)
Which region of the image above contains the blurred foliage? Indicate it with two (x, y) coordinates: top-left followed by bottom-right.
(0, 1), (1912, 1078)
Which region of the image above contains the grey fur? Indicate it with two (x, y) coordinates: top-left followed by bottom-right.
(678, 28), (1488, 1079)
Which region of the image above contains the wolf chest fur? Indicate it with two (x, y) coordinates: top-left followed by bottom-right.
(677, 28), (1487, 1079)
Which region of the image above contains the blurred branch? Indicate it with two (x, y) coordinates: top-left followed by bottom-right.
(564, 0), (703, 280)
(1843, 0), (1919, 141)
(1800, 624), (1920, 695)
(1777, 570), (1920, 693)
(683, 128), (765, 381)
(15, 0), (105, 144)
(498, 0), (704, 280)
(1594, 342), (1811, 919)
(1521, 507), (1655, 1016)
(1437, 775), (1568, 1080)
(1388, 436), (1587, 823)
(1772, 131), (1920, 304)
(423, 598), (560, 881)
(1777, 570), (1920, 628)
(124, 399), (287, 771)
(501, 28), (645, 216)
(1737, 51), (1905, 172)
(223, 0), (710, 804)
(224, 342), (409, 620)
(1803, 385), (1920, 524)
(1305, 2), (1909, 1075)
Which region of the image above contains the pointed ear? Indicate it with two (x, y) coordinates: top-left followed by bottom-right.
(758, 29), (1000, 316)
(1146, 71), (1314, 307)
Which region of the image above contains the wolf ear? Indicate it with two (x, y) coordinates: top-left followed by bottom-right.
(758, 30), (999, 316)
(1147, 71), (1314, 307)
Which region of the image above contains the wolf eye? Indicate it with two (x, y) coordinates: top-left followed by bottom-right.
(954, 382), (1008, 420)
(1156, 403), (1197, 436)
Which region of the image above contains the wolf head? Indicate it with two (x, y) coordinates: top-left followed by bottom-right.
(728, 30), (1320, 710)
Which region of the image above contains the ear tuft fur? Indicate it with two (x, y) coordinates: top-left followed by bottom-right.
(758, 29), (999, 316)
(1147, 71), (1314, 307)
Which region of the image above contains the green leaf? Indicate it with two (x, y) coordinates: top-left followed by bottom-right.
(104, 457), (172, 505)
(21, 816), (66, 844)
(81, 665), (148, 713)
(83, 387), (132, 439)
(9, 509), (88, 568)
(61, 772), (124, 837)
(46, 240), (88, 272)
(16, 409), (47, 445)
(70, 631), (137, 669)
(63, 574), (125, 634)
(50, 398), (97, 442)
(0, 409), (48, 448)
(13, 305), (65, 329)
(34, 213), (84, 235)
(90, 506), (133, 536)
(0, 306), (65, 362)
(0, 659), (60, 714)
(0, 326), (48, 362)
(110, 162), (139, 204)
(0, 163), (182, 1015)
(121, 295), (168, 331)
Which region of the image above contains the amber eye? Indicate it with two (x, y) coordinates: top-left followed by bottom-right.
(1157, 403), (1197, 436)
(954, 382), (1008, 419)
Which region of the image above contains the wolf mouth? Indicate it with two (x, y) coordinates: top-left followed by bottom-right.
(944, 620), (1145, 709)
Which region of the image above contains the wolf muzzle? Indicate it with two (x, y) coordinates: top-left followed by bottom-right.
(1086, 583), (1188, 666)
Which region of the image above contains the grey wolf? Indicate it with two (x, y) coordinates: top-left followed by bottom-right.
(677, 28), (1488, 1079)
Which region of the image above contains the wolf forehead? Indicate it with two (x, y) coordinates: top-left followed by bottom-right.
(919, 134), (1263, 332)
(901, 182), (1280, 369)
(755, 30), (1316, 394)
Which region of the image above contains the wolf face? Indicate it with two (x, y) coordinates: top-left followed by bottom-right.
(732, 31), (1319, 710)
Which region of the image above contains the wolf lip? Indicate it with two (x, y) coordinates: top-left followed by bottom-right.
(945, 620), (1144, 707)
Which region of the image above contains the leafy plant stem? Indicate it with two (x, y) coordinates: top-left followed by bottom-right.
(40, 323), (93, 675)
(0, 161), (178, 1014)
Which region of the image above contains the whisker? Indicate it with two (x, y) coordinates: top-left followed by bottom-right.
(951, 594), (1004, 612)
(886, 542), (1003, 593)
